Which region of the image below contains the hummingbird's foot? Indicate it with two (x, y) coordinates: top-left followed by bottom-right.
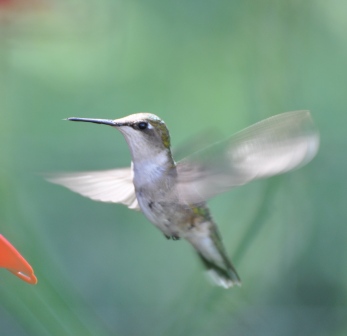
(164, 234), (180, 240)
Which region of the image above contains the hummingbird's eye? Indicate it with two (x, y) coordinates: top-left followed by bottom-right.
(138, 122), (148, 130)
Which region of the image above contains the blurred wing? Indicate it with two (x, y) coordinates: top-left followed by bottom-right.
(46, 167), (140, 210)
(176, 110), (319, 204)
(173, 128), (222, 161)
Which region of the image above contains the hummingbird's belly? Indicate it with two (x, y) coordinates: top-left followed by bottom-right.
(137, 194), (190, 238)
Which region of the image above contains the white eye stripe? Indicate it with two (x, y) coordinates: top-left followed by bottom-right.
(147, 123), (153, 129)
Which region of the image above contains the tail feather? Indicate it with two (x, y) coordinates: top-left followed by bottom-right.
(186, 223), (241, 288)
(198, 252), (241, 288)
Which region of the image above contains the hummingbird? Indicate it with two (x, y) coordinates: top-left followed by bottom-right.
(48, 110), (319, 288)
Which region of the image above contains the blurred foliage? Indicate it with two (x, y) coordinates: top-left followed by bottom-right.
(0, 0), (346, 335)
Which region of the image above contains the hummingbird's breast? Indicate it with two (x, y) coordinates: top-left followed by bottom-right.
(135, 178), (212, 239)
(135, 181), (183, 236)
(132, 158), (192, 237)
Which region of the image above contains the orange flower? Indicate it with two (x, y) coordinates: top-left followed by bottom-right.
(0, 234), (37, 284)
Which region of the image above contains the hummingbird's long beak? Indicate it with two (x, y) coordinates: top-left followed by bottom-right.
(67, 117), (121, 127)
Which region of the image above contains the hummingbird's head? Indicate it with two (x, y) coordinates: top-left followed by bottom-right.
(67, 113), (172, 162)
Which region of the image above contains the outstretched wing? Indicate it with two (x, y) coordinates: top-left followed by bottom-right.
(46, 167), (140, 210)
(176, 110), (319, 204)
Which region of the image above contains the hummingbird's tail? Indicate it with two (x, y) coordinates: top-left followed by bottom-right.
(198, 251), (241, 288)
(186, 224), (241, 288)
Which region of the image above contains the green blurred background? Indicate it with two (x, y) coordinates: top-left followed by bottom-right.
(0, 0), (346, 335)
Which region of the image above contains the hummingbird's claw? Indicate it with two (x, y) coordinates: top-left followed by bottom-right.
(164, 234), (180, 240)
